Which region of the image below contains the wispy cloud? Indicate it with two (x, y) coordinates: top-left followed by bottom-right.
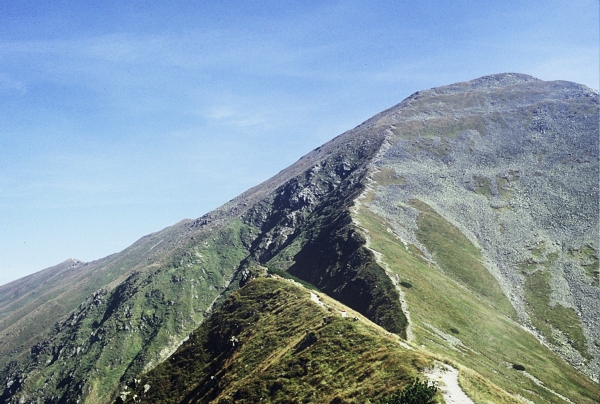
(0, 1), (597, 285)
(203, 106), (271, 128)
(0, 73), (27, 95)
(530, 50), (600, 90)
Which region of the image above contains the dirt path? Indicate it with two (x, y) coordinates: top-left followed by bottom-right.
(425, 362), (474, 404)
(310, 292), (326, 308)
(349, 174), (415, 342)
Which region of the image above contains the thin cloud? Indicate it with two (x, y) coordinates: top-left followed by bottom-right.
(0, 73), (27, 95)
(531, 51), (600, 90)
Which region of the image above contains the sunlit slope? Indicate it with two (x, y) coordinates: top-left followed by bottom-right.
(125, 277), (439, 404)
(355, 204), (599, 403)
(1, 218), (256, 403)
(364, 73), (599, 380)
(410, 199), (516, 319)
(0, 220), (194, 369)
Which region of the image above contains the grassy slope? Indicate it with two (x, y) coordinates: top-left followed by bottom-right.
(1, 219), (256, 403)
(84, 219), (255, 402)
(0, 259), (81, 316)
(356, 206), (599, 404)
(410, 199), (517, 319)
(524, 270), (591, 360)
(127, 277), (440, 404)
(0, 221), (192, 370)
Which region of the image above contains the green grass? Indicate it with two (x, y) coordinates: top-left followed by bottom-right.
(519, 262), (538, 275)
(524, 270), (591, 360)
(528, 246), (544, 260)
(372, 167), (406, 187)
(1, 219), (258, 403)
(0, 220), (203, 374)
(496, 177), (514, 201)
(410, 199), (517, 319)
(355, 206), (599, 404)
(473, 176), (492, 198)
(569, 246), (599, 286)
(585, 263), (600, 286)
(266, 267), (320, 291)
(411, 137), (451, 158)
(458, 368), (524, 404)
(392, 112), (488, 140)
(130, 278), (439, 404)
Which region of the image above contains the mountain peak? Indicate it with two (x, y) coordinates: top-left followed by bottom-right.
(414, 73), (542, 98)
(1, 74), (598, 404)
(445, 72), (541, 90)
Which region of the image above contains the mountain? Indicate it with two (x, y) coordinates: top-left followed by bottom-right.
(125, 275), (441, 404)
(0, 73), (598, 403)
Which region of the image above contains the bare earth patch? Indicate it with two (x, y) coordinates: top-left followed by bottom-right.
(425, 362), (474, 404)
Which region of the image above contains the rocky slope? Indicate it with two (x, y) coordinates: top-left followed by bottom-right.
(0, 73), (598, 403)
(364, 74), (599, 377)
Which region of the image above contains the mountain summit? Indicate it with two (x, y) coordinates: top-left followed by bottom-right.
(1, 73), (598, 403)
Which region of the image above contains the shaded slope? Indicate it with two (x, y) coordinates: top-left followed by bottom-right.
(284, 208), (406, 336)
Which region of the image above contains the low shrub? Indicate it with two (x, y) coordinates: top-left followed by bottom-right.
(376, 378), (438, 404)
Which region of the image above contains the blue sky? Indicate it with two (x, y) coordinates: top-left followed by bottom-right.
(0, 1), (598, 286)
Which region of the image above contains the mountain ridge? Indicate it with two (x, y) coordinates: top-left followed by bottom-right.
(1, 73), (598, 403)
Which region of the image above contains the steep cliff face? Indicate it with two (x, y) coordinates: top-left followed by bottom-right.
(1, 73), (598, 404)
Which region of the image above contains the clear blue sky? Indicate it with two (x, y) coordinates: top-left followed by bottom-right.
(0, 1), (598, 286)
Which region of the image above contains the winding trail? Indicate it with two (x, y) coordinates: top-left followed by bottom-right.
(425, 362), (474, 404)
(350, 168), (415, 343)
